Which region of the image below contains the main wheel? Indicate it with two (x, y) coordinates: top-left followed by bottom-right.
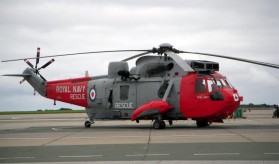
(159, 120), (166, 129)
(153, 120), (161, 129)
(153, 120), (166, 129)
(196, 120), (209, 128)
(84, 121), (91, 128)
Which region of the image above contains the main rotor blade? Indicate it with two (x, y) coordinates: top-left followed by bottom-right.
(165, 51), (194, 72)
(38, 59), (55, 70)
(2, 50), (149, 62)
(122, 51), (151, 61)
(179, 51), (279, 69)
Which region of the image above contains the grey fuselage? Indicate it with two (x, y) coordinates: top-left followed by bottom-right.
(86, 55), (185, 120)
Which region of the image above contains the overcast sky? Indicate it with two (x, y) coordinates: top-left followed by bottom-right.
(0, 0), (279, 111)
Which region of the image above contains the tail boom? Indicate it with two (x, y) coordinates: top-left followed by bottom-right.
(46, 77), (90, 107)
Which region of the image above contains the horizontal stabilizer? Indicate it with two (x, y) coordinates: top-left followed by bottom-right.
(2, 74), (31, 77)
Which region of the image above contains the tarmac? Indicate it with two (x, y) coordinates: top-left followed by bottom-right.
(0, 110), (278, 163)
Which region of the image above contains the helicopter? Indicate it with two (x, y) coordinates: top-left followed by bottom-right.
(2, 43), (279, 129)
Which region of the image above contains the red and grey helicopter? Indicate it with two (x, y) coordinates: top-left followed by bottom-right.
(2, 43), (279, 129)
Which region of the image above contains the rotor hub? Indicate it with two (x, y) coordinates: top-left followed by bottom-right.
(151, 43), (180, 54)
(159, 43), (173, 49)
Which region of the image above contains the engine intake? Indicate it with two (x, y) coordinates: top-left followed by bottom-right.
(188, 60), (219, 72)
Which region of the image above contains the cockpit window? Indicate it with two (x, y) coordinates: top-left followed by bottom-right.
(195, 78), (206, 94)
(216, 79), (223, 88)
(196, 77), (232, 94)
(224, 79), (233, 88)
(215, 78), (232, 88)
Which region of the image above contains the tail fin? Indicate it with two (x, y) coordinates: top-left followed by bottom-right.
(85, 70), (89, 77)
(2, 68), (46, 97)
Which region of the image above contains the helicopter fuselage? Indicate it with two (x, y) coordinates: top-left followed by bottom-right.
(4, 43), (278, 129)
(44, 55), (243, 127)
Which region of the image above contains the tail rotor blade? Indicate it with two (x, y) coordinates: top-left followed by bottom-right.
(35, 47), (40, 69)
(19, 78), (26, 84)
(37, 72), (46, 81)
(24, 59), (34, 68)
(38, 59), (55, 70)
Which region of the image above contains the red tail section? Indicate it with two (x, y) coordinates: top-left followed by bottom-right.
(46, 77), (90, 107)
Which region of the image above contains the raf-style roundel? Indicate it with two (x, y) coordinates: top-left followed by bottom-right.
(233, 94), (239, 101)
(89, 86), (96, 101)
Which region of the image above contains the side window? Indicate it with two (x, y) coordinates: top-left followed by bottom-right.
(195, 79), (206, 94)
(120, 85), (129, 100)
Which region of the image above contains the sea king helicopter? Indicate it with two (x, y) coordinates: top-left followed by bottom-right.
(2, 43), (279, 129)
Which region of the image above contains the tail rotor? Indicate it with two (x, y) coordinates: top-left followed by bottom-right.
(21, 47), (55, 85)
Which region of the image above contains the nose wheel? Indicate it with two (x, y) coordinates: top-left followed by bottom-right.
(153, 119), (166, 129)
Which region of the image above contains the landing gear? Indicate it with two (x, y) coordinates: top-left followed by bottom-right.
(84, 121), (92, 128)
(196, 120), (209, 128)
(168, 120), (173, 126)
(84, 118), (94, 128)
(153, 119), (166, 129)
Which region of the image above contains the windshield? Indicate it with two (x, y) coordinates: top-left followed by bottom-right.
(196, 77), (233, 94)
(206, 78), (232, 92)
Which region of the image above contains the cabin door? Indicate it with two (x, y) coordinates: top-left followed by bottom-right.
(112, 82), (137, 118)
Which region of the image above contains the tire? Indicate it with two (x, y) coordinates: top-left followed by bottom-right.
(159, 120), (166, 129)
(153, 120), (166, 129)
(196, 120), (209, 128)
(84, 121), (91, 128)
(153, 120), (161, 129)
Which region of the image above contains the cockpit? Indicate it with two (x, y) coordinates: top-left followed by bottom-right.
(195, 75), (233, 95)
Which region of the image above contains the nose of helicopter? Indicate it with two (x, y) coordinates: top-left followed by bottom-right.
(225, 88), (243, 102)
(216, 88), (243, 117)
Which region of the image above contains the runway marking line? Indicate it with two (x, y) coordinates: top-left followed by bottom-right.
(59, 155), (103, 158)
(13, 157), (36, 159)
(194, 153), (239, 156)
(126, 154), (170, 157)
(173, 134), (237, 137)
(0, 158), (11, 160)
(68, 136), (146, 139)
(0, 138), (51, 140)
(264, 153), (279, 155)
